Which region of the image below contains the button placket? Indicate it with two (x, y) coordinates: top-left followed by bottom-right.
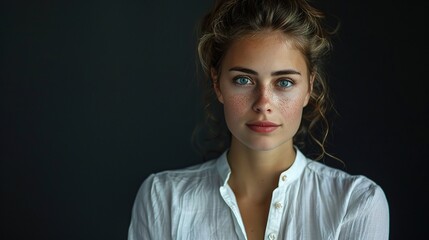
(265, 181), (287, 240)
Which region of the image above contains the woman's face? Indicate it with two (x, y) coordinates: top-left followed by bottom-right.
(212, 31), (313, 152)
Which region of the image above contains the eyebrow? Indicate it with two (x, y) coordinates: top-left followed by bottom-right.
(228, 67), (301, 76)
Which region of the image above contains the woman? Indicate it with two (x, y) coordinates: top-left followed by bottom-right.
(128, 0), (390, 239)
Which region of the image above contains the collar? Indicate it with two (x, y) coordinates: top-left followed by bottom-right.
(215, 147), (308, 187)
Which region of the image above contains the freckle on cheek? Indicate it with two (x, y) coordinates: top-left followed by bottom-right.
(278, 99), (290, 111)
(230, 95), (248, 110)
(279, 99), (302, 115)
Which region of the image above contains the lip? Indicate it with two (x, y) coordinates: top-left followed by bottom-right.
(246, 121), (280, 133)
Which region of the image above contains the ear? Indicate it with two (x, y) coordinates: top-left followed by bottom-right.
(303, 73), (315, 107)
(211, 68), (224, 104)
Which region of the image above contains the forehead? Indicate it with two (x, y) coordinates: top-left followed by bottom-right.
(221, 31), (309, 73)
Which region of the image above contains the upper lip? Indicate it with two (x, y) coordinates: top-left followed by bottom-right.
(246, 121), (280, 127)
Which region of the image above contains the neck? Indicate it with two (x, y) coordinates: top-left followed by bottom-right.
(226, 137), (296, 202)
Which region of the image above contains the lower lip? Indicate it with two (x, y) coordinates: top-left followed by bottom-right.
(246, 125), (279, 133)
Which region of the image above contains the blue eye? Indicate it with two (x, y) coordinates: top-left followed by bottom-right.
(233, 76), (252, 85)
(277, 79), (293, 88)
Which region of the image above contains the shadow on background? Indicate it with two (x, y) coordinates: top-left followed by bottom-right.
(1, 1), (428, 239)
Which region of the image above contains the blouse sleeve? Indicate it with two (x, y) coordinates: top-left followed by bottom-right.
(338, 183), (390, 240)
(128, 174), (170, 240)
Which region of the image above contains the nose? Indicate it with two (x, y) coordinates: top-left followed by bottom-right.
(252, 86), (272, 113)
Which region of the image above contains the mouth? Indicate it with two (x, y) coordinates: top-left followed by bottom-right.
(246, 121), (280, 133)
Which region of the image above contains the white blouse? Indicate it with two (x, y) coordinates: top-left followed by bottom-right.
(128, 149), (389, 240)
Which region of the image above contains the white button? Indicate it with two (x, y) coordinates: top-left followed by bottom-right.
(268, 233), (276, 240)
(281, 175), (287, 181)
(274, 202), (283, 209)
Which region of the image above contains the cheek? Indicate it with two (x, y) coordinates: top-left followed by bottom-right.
(223, 95), (249, 119)
(277, 97), (305, 121)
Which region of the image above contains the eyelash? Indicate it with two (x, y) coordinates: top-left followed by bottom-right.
(232, 76), (294, 89)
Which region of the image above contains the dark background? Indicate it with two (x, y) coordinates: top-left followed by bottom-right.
(1, 0), (427, 239)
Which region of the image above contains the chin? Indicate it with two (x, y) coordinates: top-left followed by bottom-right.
(231, 131), (294, 152)
(242, 139), (290, 152)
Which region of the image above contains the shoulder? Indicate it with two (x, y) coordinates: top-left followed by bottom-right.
(136, 159), (221, 201)
(128, 159), (220, 239)
(300, 159), (390, 238)
(304, 159), (380, 191)
(303, 158), (389, 217)
(149, 158), (219, 185)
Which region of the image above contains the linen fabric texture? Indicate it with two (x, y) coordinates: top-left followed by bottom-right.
(128, 149), (389, 240)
